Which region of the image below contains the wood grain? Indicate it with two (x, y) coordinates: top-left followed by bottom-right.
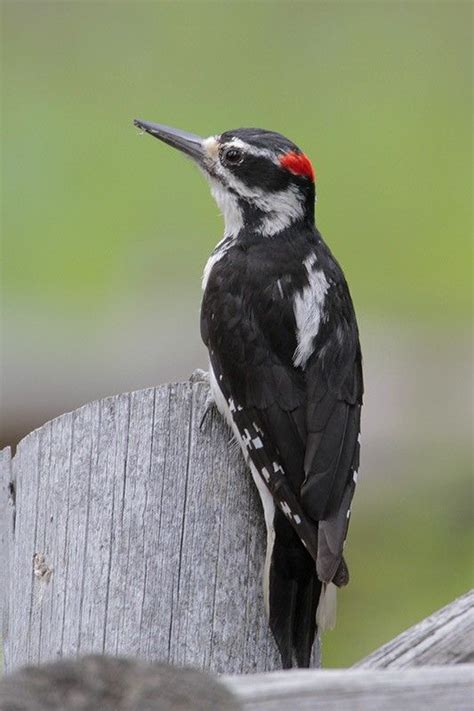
(224, 665), (474, 711)
(356, 589), (474, 669)
(0, 446), (14, 657)
(1, 376), (309, 673)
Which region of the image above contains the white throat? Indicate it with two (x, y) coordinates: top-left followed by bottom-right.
(208, 178), (244, 238)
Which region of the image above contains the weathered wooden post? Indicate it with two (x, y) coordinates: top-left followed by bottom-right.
(0, 373), (320, 674)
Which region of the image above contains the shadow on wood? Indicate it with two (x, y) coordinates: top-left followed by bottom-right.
(1, 375), (318, 673)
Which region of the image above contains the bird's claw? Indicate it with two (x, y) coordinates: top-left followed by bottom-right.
(199, 392), (217, 431)
(190, 368), (210, 385)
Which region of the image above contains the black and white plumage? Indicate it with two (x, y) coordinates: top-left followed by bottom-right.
(134, 119), (363, 669)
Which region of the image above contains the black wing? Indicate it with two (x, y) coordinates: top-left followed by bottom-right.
(201, 264), (320, 553)
(302, 317), (363, 585)
(201, 247), (362, 579)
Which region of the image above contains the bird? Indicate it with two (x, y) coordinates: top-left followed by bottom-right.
(133, 118), (363, 669)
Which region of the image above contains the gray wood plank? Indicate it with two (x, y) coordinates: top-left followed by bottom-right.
(60, 399), (98, 658)
(0, 446), (13, 670)
(356, 589), (474, 669)
(224, 665), (474, 711)
(1, 377), (301, 673)
(10, 431), (42, 669)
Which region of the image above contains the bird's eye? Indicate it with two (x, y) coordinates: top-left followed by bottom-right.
(223, 147), (243, 165)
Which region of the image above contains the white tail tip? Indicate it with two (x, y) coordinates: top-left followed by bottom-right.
(316, 582), (337, 632)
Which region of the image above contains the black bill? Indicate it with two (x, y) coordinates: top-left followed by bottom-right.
(133, 119), (205, 163)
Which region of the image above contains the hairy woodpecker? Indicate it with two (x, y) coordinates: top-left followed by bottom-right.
(134, 119), (363, 669)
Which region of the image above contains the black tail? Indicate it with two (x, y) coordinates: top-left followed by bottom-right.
(269, 509), (321, 668)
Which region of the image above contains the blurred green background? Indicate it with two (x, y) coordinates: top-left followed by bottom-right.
(1, 0), (472, 667)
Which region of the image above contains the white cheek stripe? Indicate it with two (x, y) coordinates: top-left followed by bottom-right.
(293, 254), (330, 368)
(257, 185), (305, 236)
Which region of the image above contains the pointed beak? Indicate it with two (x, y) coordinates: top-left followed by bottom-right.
(133, 119), (205, 164)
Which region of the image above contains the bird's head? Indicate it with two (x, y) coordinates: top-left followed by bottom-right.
(134, 119), (316, 237)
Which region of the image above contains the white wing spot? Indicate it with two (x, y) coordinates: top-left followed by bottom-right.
(293, 257), (330, 368)
(306, 253), (318, 269)
(353, 470), (358, 484)
(252, 422), (264, 435)
(242, 429), (252, 448)
(273, 461), (284, 474)
(293, 514), (302, 525)
(252, 436), (263, 449)
(346, 508), (351, 519)
(280, 500), (293, 519)
(261, 467), (270, 482)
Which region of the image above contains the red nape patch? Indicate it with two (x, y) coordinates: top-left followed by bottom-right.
(279, 151), (315, 181)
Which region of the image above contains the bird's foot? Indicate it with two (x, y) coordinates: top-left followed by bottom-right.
(190, 368), (210, 385)
(199, 391), (217, 431)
